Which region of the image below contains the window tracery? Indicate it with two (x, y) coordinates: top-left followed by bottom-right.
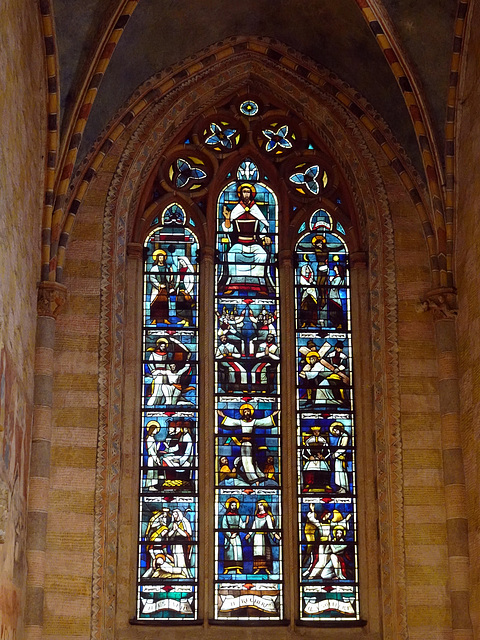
(136, 96), (359, 624)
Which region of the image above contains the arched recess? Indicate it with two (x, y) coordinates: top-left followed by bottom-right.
(84, 54), (409, 640)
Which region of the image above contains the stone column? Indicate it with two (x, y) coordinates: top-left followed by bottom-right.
(199, 244), (215, 622)
(350, 251), (385, 632)
(25, 282), (67, 640)
(423, 287), (473, 640)
(278, 248), (296, 625)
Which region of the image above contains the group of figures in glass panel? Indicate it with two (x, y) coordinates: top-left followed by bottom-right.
(214, 161), (283, 620)
(295, 213), (359, 620)
(138, 207), (199, 619)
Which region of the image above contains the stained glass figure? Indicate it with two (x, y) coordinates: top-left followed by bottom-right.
(137, 208), (200, 621)
(240, 100), (259, 116)
(295, 212), (358, 621)
(214, 160), (283, 620)
(217, 166), (277, 298)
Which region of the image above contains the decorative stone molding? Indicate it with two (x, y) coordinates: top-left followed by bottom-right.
(420, 287), (458, 319)
(37, 281), (68, 318)
(0, 480), (9, 543)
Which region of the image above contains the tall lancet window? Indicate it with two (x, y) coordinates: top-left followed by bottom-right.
(137, 204), (199, 620)
(214, 160), (282, 620)
(295, 211), (358, 620)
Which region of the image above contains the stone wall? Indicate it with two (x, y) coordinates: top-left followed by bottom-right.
(385, 170), (449, 639)
(0, 1), (45, 638)
(43, 161), (120, 639)
(456, 2), (480, 634)
(42, 111), (452, 640)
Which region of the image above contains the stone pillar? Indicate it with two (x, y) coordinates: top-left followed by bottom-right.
(278, 248), (296, 625)
(199, 244), (215, 622)
(423, 287), (473, 639)
(25, 282), (67, 640)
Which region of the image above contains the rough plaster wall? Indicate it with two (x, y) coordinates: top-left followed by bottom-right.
(0, 1), (45, 637)
(456, 3), (480, 634)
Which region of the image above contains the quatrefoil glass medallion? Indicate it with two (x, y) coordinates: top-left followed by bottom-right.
(205, 122), (237, 149)
(262, 125), (292, 152)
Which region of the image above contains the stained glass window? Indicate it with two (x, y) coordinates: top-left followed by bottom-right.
(137, 204), (200, 620)
(295, 212), (359, 621)
(135, 98), (361, 626)
(214, 160), (283, 620)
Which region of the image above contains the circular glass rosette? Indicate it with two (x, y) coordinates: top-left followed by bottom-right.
(239, 100), (259, 116)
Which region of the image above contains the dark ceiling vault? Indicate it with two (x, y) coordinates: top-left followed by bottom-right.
(53, 0), (457, 176)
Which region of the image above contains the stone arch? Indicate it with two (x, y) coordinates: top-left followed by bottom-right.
(63, 37), (433, 281)
(75, 49), (421, 639)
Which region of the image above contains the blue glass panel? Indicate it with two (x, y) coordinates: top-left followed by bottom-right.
(290, 165), (320, 194)
(137, 585), (196, 620)
(214, 161), (283, 620)
(239, 100), (259, 116)
(138, 207), (199, 621)
(295, 212), (359, 622)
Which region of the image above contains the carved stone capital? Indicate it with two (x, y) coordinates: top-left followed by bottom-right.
(420, 287), (458, 320)
(127, 242), (143, 260)
(37, 282), (68, 318)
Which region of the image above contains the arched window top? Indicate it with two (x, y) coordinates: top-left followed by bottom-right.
(132, 93), (361, 255)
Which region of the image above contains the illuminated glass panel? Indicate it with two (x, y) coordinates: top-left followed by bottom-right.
(205, 123), (238, 149)
(289, 165), (325, 195)
(295, 212), (359, 621)
(214, 160), (283, 620)
(262, 125), (292, 152)
(136, 204), (200, 621)
(240, 100), (259, 116)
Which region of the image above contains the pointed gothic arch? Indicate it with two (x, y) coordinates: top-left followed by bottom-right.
(63, 42), (422, 639)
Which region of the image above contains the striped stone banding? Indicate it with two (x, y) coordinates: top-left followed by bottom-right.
(25, 283), (67, 640)
(445, 1), (470, 282)
(433, 311), (473, 637)
(45, 0), (139, 280)
(353, 0), (448, 286)
(39, 0), (60, 283)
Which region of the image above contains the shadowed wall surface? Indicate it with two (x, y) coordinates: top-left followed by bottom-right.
(456, 0), (480, 630)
